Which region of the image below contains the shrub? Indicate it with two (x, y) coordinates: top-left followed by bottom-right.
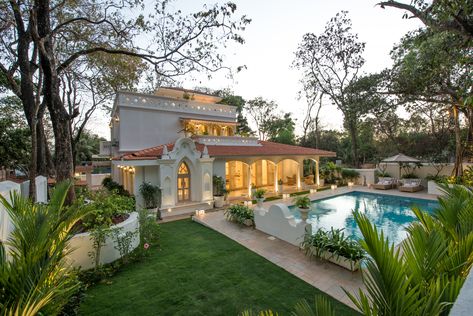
(376, 170), (391, 177)
(401, 172), (418, 179)
(293, 195), (311, 209)
(224, 204), (254, 225)
(341, 169), (359, 182)
(139, 182), (161, 208)
(137, 208), (160, 254)
(301, 228), (365, 263)
(102, 177), (129, 196)
(254, 188), (266, 199)
(71, 190), (135, 231)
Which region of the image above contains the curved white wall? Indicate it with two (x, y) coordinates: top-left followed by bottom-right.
(254, 204), (309, 247)
(67, 212), (140, 270)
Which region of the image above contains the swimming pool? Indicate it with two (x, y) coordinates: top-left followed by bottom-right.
(290, 191), (439, 245)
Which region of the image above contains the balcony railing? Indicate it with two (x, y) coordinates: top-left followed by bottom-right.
(118, 92), (236, 118)
(193, 135), (260, 146)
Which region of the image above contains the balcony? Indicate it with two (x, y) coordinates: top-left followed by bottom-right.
(118, 92), (237, 119)
(193, 135), (261, 146)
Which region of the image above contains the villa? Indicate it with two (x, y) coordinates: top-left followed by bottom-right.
(108, 87), (335, 215)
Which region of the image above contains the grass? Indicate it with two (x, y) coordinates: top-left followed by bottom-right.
(79, 219), (358, 315)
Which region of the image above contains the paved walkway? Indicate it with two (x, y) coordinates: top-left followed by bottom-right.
(193, 210), (364, 309)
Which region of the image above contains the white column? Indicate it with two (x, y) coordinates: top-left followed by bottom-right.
(247, 164), (252, 197)
(315, 157), (320, 186)
(274, 164), (279, 192)
(297, 161), (302, 189)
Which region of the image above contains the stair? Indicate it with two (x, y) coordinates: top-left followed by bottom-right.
(160, 201), (214, 219)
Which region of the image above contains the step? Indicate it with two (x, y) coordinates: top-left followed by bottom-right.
(160, 201), (214, 219)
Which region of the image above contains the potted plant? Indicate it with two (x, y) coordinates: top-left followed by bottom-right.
(250, 183), (256, 197)
(277, 178), (283, 193)
(139, 182), (161, 217)
(293, 195), (311, 221)
(254, 188), (266, 208)
(224, 204), (254, 226)
(213, 176), (226, 208)
(300, 227), (364, 271)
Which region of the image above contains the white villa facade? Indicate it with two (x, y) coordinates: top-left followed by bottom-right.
(109, 87), (335, 216)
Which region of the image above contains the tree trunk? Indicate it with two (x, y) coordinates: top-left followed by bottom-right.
(36, 0), (75, 202)
(35, 106), (54, 176)
(452, 104), (463, 177)
(347, 120), (359, 168)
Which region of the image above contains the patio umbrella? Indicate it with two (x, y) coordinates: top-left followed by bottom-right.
(381, 153), (421, 178)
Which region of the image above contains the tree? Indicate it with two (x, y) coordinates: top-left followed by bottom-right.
(263, 113), (296, 145)
(1, 0), (250, 201)
(378, 0), (473, 40)
(245, 97), (278, 140)
(389, 29), (472, 176)
(300, 88), (324, 147)
(0, 96), (31, 171)
(217, 91), (254, 136)
(294, 11), (366, 167)
(75, 130), (105, 163)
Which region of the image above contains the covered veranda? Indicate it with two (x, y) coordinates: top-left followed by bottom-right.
(223, 156), (325, 198)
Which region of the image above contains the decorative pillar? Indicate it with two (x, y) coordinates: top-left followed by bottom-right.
(315, 157), (320, 186)
(247, 164), (252, 197)
(274, 163), (279, 192)
(297, 161), (302, 189)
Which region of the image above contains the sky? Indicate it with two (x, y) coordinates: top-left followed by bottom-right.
(90, 0), (423, 140)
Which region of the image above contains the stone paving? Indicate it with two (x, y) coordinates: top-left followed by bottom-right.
(193, 186), (439, 309)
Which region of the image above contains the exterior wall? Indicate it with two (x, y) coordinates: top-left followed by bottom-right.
(112, 92), (236, 154)
(213, 158), (226, 182)
(382, 162), (461, 179)
(119, 108), (184, 152)
(157, 138), (214, 208)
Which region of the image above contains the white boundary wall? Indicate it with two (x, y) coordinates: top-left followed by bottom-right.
(66, 212), (140, 270)
(254, 203), (309, 247)
(0, 181), (20, 243)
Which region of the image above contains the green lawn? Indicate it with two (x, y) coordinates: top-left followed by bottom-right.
(79, 219), (358, 315)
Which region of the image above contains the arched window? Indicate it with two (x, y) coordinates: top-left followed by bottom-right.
(177, 161), (191, 202)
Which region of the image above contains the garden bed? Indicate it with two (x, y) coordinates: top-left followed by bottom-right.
(67, 212), (140, 270)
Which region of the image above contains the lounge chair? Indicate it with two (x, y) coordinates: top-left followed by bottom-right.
(398, 179), (423, 192)
(286, 175), (297, 186)
(373, 177), (395, 190)
(304, 175), (315, 185)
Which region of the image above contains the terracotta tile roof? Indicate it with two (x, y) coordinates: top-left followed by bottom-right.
(114, 140), (335, 161)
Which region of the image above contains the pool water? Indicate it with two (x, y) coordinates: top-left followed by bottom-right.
(290, 191), (439, 245)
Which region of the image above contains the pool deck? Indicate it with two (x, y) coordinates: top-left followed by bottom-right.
(192, 186), (439, 310)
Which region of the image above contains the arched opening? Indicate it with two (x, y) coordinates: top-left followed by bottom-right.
(225, 160), (249, 196)
(250, 160), (276, 189)
(302, 159), (318, 186)
(177, 161), (191, 202)
(277, 159), (300, 190)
